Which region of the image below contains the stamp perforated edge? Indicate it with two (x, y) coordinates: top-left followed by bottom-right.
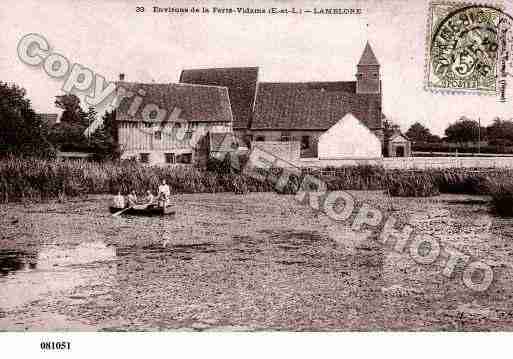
(424, 0), (505, 96)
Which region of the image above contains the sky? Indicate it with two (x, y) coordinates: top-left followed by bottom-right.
(0, 0), (512, 135)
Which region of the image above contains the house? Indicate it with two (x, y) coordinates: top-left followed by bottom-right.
(114, 79), (233, 165)
(180, 42), (384, 159)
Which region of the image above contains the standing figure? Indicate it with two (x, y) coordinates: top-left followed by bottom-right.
(157, 179), (170, 207)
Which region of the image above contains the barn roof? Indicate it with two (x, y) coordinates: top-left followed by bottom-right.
(179, 67), (259, 130)
(251, 82), (375, 130)
(115, 82), (233, 123)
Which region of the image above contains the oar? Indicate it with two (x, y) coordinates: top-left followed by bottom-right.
(112, 206), (132, 217)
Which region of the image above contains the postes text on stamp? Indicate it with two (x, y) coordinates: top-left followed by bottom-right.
(426, 2), (513, 98)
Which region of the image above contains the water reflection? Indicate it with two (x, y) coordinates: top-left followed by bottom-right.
(0, 249), (37, 276)
(0, 242), (117, 310)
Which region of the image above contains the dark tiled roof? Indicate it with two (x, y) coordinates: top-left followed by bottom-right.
(251, 82), (376, 130)
(358, 42), (379, 66)
(115, 82), (232, 123)
(179, 67), (259, 129)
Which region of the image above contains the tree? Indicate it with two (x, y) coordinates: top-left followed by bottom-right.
(0, 81), (54, 157)
(49, 95), (94, 152)
(383, 118), (394, 140)
(444, 117), (486, 143)
(89, 110), (120, 160)
(405, 122), (433, 143)
(486, 117), (513, 144)
(55, 94), (88, 126)
(49, 95), (120, 159)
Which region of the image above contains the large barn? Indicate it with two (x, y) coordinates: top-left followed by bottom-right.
(115, 42), (393, 165)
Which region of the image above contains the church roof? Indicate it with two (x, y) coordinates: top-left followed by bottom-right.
(358, 42), (379, 66)
(179, 67), (259, 129)
(115, 82), (233, 123)
(251, 82), (376, 130)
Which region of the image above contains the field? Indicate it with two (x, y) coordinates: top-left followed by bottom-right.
(1, 191), (513, 331)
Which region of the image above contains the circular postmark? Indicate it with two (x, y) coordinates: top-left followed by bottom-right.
(428, 4), (513, 96)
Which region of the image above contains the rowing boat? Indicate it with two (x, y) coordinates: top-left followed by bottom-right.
(109, 205), (175, 216)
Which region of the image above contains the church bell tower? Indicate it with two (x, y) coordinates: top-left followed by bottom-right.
(356, 42), (381, 94)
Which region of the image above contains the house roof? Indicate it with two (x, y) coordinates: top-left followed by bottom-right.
(358, 42), (379, 66)
(115, 82), (233, 123)
(251, 82), (375, 130)
(179, 67), (259, 129)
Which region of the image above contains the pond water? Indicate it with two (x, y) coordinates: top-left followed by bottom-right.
(0, 192), (512, 331)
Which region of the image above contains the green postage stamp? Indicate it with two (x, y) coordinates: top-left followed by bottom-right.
(425, 2), (513, 99)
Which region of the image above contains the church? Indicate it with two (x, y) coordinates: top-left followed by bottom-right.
(179, 42), (384, 159)
(115, 42), (391, 165)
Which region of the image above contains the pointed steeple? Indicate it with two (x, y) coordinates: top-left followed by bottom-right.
(358, 42), (379, 66)
(356, 41), (381, 94)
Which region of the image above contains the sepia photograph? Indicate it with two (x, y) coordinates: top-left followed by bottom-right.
(1, 0), (513, 356)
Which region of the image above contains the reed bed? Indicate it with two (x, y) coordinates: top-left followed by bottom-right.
(488, 180), (513, 217)
(0, 157), (278, 202)
(2, 157), (513, 204)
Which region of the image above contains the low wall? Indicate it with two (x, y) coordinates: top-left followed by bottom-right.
(297, 156), (513, 169)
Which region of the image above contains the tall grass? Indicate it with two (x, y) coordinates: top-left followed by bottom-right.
(0, 156), (281, 202)
(2, 157), (513, 203)
(488, 180), (513, 217)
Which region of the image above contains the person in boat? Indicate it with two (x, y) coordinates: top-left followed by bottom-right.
(157, 179), (170, 207)
(144, 190), (155, 207)
(127, 190), (138, 207)
(112, 191), (125, 209)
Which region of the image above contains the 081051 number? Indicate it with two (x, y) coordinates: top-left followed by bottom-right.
(40, 341), (71, 350)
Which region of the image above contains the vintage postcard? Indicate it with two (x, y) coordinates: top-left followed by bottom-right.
(1, 0), (513, 355)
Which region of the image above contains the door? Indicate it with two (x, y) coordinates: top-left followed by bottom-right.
(395, 145), (405, 157)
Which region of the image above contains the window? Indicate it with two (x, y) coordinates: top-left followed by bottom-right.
(154, 131), (162, 140)
(281, 132), (292, 142)
(173, 122), (181, 129)
(165, 153), (175, 164)
(255, 136), (265, 142)
(301, 135), (310, 150)
(144, 122), (152, 128)
(140, 153), (150, 163)
(177, 153), (192, 164)
(184, 131), (193, 140)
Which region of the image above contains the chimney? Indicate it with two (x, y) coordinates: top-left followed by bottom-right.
(119, 73), (125, 81)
